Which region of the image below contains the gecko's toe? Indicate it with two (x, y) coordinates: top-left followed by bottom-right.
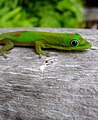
(39, 54), (42, 59)
(38, 51), (50, 58)
(0, 52), (4, 56)
(0, 51), (8, 58)
(42, 51), (50, 57)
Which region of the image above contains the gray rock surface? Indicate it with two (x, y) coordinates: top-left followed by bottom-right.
(0, 28), (98, 120)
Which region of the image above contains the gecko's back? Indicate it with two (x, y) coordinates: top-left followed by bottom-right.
(0, 31), (66, 43)
(0, 31), (40, 43)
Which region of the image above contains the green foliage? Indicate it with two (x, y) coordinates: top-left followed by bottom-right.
(0, 0), (85, 28)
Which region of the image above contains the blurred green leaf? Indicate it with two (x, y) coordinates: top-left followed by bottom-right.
(40, 16), (61, 28)
(1, 7), (22, 21)
(0, 0), (85, 28)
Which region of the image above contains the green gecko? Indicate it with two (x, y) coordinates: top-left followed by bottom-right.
(0, 30), (92, 57)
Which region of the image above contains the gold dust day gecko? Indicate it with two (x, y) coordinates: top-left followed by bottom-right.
(0, 30), (92, 57)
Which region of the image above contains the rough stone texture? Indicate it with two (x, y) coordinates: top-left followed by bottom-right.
(0, 28), (98, 120)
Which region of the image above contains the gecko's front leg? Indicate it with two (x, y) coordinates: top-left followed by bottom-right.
(35, 41), (49, 57)
(0, 39), (14, 57)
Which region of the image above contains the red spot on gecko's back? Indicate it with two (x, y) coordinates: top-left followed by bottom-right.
(12, 33), (20, 37)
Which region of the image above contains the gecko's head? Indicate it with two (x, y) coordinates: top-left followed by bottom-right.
(64, 34), (92, 50)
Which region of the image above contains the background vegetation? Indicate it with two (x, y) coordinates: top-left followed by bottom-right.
(0, 0), (85, 28)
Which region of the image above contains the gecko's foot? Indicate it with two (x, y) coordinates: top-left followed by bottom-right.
(0, 51), (5, 56)
(38, 51), (50, 58)
(0, 51), (8, 58)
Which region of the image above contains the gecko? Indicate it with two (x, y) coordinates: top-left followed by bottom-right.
(0, 30), (92, 57)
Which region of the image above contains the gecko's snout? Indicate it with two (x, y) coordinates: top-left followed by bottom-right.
(80, 40), (92, 49)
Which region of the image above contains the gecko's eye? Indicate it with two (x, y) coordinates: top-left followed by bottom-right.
(71, 39), (79, 46)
